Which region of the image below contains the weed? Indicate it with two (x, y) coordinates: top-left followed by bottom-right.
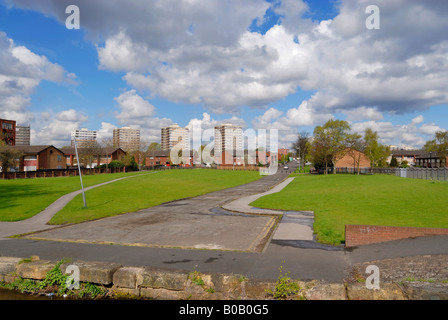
(0, 259), (105, 299)
(265, 265), (304, 300)
(189, 270), (205, 286)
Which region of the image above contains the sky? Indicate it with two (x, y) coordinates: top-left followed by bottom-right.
(0, 0), (447, 150)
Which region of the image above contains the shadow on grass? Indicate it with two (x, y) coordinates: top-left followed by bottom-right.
(0, 184), (61, 220)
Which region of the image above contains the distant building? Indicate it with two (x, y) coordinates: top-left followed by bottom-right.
(12, 145), (67, 171)
(278, 148), (289, 161)
(61, 147), (126, 168)
(16, 125), (31, 146)
(334, 148), (371, 169)
(415, 152), (448, 168)
(214, 124), (243, 165)
(161, 124), (190, 151)
(71, 128), (98, 148)
(113, 127), (140, 152)
(0, 118), (16, 146)
(145, 149), (195, 167)
(388, 149), (425, 166)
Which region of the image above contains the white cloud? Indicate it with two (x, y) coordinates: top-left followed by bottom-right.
(342, 107), (384, 122)
(4, 0), (448, 149)
(419, 123), (442, 136)
(412, 115), (425, 125)
(32, 109), (88, 146)
(0, 31), (77, 138)
(349, 118), (446, 149)
(114, 89), (156, 126)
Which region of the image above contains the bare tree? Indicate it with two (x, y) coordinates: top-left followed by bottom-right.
(0, 143), (23, 172)
(345, 133), (366, 175)
(292, 131), (310, 172)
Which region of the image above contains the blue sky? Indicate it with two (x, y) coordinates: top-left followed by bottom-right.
(0, 0), (447, 149)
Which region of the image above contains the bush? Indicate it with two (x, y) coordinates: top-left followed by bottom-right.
(104, 160), (125, 169)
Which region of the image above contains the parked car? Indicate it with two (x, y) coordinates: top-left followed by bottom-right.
(283, 166), (289, 170)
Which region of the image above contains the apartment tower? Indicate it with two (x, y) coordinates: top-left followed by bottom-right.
(71, 128), (97, 148)
(16, 125), (31, 146)
(161, 124), (190, 151)
(113, 126), (141, 151)
(214, 123), (243, 165)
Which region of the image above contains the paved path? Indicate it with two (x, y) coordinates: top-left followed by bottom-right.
(15, 168), (300, 252)
(222, 177), (315, 241)
(0, 172), (157, 238)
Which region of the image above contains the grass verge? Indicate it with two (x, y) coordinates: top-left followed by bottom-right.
(49, 169), (261, 225)
(250, 174), (448, 245)
(0, 171), (149, 221)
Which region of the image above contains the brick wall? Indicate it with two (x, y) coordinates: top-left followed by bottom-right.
(345, 224), (448, 247)
(334, 149), (371, 168)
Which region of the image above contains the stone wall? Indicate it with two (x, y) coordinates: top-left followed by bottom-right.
(0, 256), (446, 300)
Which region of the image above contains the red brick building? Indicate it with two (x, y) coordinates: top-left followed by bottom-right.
(0, 119), (16, 146)
(61, 147), (126, 168)
(334, 148), (371, 169)
(13, 145), (67, 171)
(146, 150), (195, 167)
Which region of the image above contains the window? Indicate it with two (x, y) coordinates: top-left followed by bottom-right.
(57, 155), (62, 161)
(2, 123), (13, 130)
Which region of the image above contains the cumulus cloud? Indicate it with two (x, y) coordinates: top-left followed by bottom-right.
(32, 109), (88, 146)
(0, 30), (77, 145)
(8, 0), (448, 117)
(5, 0), (448, 148)
(114, 89), (156, 125)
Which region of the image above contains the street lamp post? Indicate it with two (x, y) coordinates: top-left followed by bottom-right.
(73, 138), (87, 208)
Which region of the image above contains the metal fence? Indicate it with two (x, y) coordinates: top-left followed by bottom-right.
(334, 166), (448, 181)
(395, 167), (448, 181)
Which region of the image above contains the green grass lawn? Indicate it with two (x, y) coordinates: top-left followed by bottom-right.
(250, 174), (448, 245)
(0, 170), (157, 222)
(49, 169), (261, 225)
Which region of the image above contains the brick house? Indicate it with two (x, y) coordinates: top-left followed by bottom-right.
(415, 152), (448, 168)
(13, 145), (67, 171)
(61, 147), (126, 168)
(388, 149), (425, 166)
(145, 150), (195, 167)
(334, 148), (371, 169)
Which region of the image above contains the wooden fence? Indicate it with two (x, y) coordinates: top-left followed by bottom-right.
(0, 167), (126, 180)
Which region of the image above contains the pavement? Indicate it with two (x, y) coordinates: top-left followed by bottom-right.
(1, 163), (447, 283)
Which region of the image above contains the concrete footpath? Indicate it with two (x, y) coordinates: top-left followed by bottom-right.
(1, 164), (448, 286)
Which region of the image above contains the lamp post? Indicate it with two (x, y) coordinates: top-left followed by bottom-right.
(73, 138), (87, 208)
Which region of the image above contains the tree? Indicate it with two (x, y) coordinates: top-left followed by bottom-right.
(345, 133), (366, 175)
(292, 131), (310, 172)
(77, 142), (102, 168)
(424, 130), (448, 167)
(364, 128), (390, 167)
(390, 157), (399, 167)
(0, 143), (23, 172)
(99, 137), (115, 172)
(311, 119), (351, 174)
